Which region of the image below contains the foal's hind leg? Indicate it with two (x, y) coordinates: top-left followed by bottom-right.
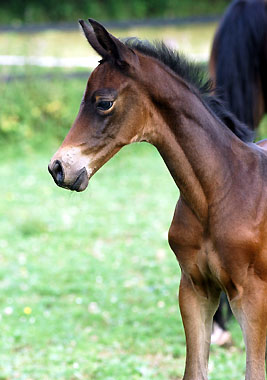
(179, 273), (220, 380)
(229, 278), (267, 380)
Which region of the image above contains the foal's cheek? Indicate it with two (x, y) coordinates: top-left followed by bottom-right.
(110, 103), (143, 142)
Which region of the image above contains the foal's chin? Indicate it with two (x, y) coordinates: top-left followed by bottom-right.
(69, 176), (89, 192)
(55, 175), (89, 192)
(62, 171), (89, 192)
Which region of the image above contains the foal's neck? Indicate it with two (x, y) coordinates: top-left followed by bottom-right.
(144, 61), (248, 223)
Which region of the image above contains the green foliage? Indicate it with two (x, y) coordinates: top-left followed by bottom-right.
(0, 70), (88, 148)
(1, 0), (231, 24)
(259, 116), (267, 139)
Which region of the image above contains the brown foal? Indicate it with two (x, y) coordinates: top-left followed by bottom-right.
(49, 20), (267, 380)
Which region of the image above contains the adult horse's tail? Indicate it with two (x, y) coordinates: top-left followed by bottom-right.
(210, 0), (267, 129)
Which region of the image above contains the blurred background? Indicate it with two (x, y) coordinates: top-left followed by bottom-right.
(0, 1), (262, 379)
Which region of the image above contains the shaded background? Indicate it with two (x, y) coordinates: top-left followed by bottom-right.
(0, 1), (263, 379)
(1, 0), (229, 24)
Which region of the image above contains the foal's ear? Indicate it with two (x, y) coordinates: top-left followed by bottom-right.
(79, 19), (138, 67)
(79, 19), (107, 58)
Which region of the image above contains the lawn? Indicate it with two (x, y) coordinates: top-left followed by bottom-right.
(0, 23), (263, 380)
(0, 139), (245, 380)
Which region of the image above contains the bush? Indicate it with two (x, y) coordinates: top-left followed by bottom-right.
(0, 71), (87, 148)
(1, 0), (230, 24)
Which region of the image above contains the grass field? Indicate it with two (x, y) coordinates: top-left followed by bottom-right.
(0, 142), (246, 380)
(0, 23), (265, 379)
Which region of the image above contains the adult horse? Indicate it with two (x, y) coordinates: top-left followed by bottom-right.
(49, 20), (267, 379)
(209, 0), (267, 130)
(209, 0), (267, 342)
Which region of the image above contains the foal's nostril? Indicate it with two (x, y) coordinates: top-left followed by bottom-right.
(49, 160), (65, 185)
(54, 160), (64, 184)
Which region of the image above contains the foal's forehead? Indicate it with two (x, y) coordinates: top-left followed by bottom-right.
(86, 62), (128, 95)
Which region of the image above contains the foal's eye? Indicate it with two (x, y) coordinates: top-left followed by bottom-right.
(96, 100), (114, 112)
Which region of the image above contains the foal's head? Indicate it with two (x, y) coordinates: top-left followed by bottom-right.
(48, 19), (151, 191)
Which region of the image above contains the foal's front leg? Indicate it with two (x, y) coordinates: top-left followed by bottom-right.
(169, 199), (220, 379)
(179, 272), (220, 380)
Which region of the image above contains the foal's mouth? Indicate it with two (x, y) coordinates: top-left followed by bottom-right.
(48, 162), (89, 192)
(69, 168), (89, 192)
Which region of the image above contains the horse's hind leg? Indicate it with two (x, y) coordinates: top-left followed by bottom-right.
(179, 273), (220, 380)
(229, 278), (267, 380)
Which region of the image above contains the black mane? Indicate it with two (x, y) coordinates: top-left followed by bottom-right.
(125, 38), (254, 143)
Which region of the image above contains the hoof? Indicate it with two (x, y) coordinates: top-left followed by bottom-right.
(211, 322), (233, 347)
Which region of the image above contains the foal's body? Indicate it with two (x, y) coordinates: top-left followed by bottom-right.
(156, 84), (267, 379)
(49, 20), (267, 379)
(169, 144), (267, 378)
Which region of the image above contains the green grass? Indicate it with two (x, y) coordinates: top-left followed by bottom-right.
(0, 140), (246, 380)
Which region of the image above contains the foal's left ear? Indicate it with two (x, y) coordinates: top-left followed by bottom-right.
(80, 18), (138, 67)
